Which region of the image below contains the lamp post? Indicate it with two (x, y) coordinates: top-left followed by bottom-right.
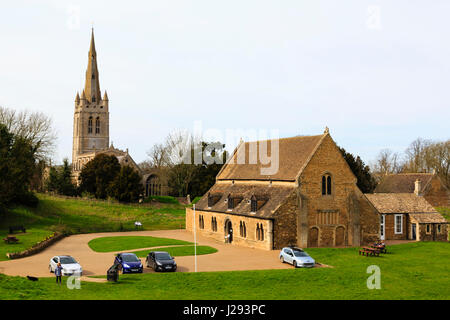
(193, 204), (197, 272)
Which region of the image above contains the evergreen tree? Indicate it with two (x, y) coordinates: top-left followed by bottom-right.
(79, 154), (121, 199)
(107, 166), (143, 202)
(340, 147), (377, 193)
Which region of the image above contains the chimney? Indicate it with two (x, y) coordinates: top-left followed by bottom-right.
(414, 179), (421, 196)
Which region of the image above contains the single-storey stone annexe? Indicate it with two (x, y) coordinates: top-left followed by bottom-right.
(186, 129), (382, 250)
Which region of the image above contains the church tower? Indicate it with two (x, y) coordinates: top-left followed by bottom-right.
(72, 29), (109, 166)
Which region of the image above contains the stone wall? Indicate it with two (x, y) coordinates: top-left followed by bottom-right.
(298, 134), (380, 247)
(186, 208), (273, 250)
(417, 223), (448, 242)
(7, 233), (65, 259)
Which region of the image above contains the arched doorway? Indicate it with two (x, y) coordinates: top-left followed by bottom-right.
(224, 220), (233, 243)
(145, 174), (161, 197)
(308, 227), (319, 247)
(335, 226), (345, 246)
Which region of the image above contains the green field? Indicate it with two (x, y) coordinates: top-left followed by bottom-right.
(131, 245), (218, 257)
(88, 236), (192, 252)
(0, 194), (187, 260)
(0, 242), (449, 300)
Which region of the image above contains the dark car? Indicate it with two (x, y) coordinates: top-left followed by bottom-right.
(114, 253), (143, 274)
(146, 251), (177, 272)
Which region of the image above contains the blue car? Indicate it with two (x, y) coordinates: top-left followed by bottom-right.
(114, 253), (143, 273)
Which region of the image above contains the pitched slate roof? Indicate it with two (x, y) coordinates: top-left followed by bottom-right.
(365, 193), (438, 214)
(217, 135), (324, 181)
(194, 183), (295, 219)
(374, 173), (434, 194)
(410, 213), (448, 224)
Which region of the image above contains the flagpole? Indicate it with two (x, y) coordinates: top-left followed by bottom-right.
(193, 204), (197, 272)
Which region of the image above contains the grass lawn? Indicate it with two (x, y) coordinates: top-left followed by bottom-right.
(0, 242), (449, 300)
(0, 194), (187, 261)
(88, 236), (192, 252)
(131, 245), (218, 258)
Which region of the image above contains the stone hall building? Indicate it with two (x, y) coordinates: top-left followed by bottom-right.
(374, 173), (450, 207)
(71, 30), (141, 182)
(186, 129), (381, 250)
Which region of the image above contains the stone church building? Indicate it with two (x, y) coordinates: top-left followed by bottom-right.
(71, 30), (141, 182)
(186, 129), (381, 250)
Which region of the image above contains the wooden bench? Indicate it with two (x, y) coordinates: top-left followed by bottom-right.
(3, 236), (19, 244)
(371, 244), (387, 254)
(8, 225), (26, 234)
(359, 247), (380, 257)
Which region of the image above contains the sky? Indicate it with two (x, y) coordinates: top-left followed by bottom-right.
(0, 0), (449, 165)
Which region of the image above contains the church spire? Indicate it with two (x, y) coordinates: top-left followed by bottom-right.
(84, 28), (101, 103)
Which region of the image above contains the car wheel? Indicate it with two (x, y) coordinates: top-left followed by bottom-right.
(49, 265), (53, 273)
(293, 261), (297, 268)
(280, 256), (284, 263)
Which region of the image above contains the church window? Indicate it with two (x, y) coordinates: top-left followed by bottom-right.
(95, 117), (100, 134)
(92, 96), (96, 102)
(88, 117), (93, 134)
(322, 174), (332, 195)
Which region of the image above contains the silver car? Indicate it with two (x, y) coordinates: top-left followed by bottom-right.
(279, 247), (315, 268)
(49, 255), (83, 276)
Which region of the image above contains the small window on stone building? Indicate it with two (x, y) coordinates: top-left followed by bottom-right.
(211, 217), (217, 232)
(92, 96), (96, 102)
(199, 215), (204, 229)
(227, 195), (234, 210)
(395, 214), (403, 234)
(239, 221), (247, 238)
(95, 117), (100, 134)
(437, 224), (441, 233)
(251, 195), (257, 213)
(88, 117), (93, 134)
(426, 224), (431, 234)
(322, 174), (332, 195)
(260, 224), (264, 241)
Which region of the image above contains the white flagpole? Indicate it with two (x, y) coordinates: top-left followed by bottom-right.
(193, 204), (197, 272)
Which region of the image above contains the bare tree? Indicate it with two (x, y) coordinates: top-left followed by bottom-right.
(0, 106), (57, 161)
(403, 138), (432, 173)
(372, 149), (402, 175)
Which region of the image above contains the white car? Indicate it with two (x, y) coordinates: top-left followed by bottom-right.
(279, 247), (315, 268)
(49, 255), (83, 276)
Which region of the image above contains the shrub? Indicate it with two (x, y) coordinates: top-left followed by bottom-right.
(144, 195), (179, 205)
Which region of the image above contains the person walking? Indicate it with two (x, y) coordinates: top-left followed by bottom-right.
(55, 262), (63, 285)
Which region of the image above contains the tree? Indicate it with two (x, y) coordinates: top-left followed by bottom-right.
(372, 149), (402, 175)
(79, 154), (121, 199)
(340, 147), (377, 193)
(0, 124), (38, 208)
(0, 106), (56, 161)
(107, 166), (143, 202)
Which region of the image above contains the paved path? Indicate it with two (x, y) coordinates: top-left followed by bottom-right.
(0, 230), (294, 280)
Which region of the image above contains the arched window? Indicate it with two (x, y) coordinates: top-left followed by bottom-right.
(95, 117), (100, 134)
(88, 117), (93, 134)
(256, 224), (260, 240)
(211, 217), (217, 232)
(322, 174), (332, 195)
(260, 224), (264, 241)
(199, 215), (204, 229)
(92, 96), (96, 102)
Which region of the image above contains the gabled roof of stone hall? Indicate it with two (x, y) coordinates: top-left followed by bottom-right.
(194, 183), (294, 219)
(216, 134), (325, 182)
(365, 193), (438, 214)
(374, 173), (435, 194)
(409, 213), (448, 224)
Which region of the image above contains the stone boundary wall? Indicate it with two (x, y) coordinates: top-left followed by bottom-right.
(6, 232), (66, 260)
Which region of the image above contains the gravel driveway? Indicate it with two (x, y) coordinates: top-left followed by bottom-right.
(0, 230), (293, 279)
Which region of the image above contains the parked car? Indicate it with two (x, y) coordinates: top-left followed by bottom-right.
(49, 255), (83, 275)
(146, 251), (177, 272)
(114, 253), (143, 273)
(279, 247), (315, 268)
